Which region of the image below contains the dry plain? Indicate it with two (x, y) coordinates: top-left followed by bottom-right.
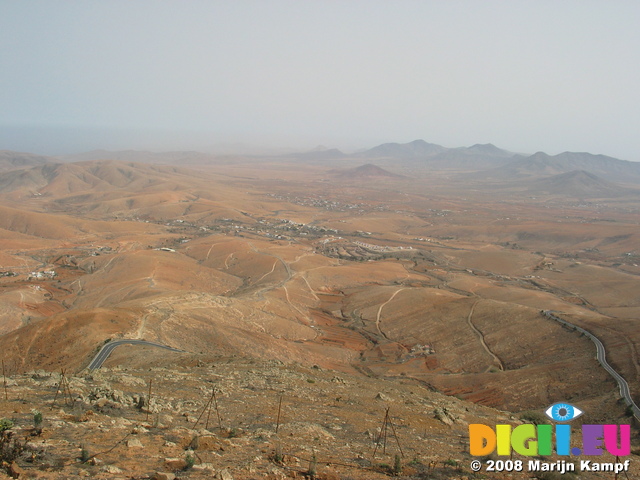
(1, 145), (640, 478)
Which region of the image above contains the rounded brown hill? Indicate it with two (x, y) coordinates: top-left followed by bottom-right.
(331, 163), (403, 179)
(529, 169), (628, 197)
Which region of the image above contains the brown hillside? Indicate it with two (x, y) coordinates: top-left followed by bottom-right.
(0, 154), (639, 435)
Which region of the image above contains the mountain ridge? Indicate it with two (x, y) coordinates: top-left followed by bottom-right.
(475, 150), (640, 185)
(330, 163), (403, 179)
(527, 169), (630, 197)
(0, 150), (51, 171)
(358, 139), (447, 158)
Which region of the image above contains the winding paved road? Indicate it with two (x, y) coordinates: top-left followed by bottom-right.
(543, 311), (640, 419)
(87, 339), (185, 370)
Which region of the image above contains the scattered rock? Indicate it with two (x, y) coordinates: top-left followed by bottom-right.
(119, 375), (147, 386)
(165, 457), (187, 470)
(266, 466), (286, 479)
(111, 417), (132, 427)
(159, 413), (174, 426)
(152, 473), (176, 480)
(192, 463), (216, 473)
(126, 438), (144, 448)
(434, 406), (458, 425)
(190, 434), (226, 451)
(102, 465), (123, 474)
(8, 462), (24, 479)
(217, 469), (234, 480)
(77, 410), (95, 422)
(0, 361), (547, 480)
(375, 392), (391, 401)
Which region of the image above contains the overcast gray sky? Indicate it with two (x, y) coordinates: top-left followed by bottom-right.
(1, 1), (639, 159)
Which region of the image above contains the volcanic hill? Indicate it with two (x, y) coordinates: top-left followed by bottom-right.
(332, 164), (403, 179)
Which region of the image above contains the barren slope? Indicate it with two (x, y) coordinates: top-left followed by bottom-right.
(0, 154), (639, 428)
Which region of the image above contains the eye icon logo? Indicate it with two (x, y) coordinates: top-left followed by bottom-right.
(545, 403), (583, 422)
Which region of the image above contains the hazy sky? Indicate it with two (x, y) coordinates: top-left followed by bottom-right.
(1, 1), (639, 159)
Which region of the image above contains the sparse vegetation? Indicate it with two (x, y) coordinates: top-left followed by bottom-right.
(0, 419), (13, 433)
(308, 451), (317, 478)
(32, 410), (42, 426)
(393, 454), (402, 475)
(271, 442), (283, 464)
(184, 451), (196, 470)
(520, 410), (548, 425)
(32, 409), (43, 435)
(0, 429), (25, 469)
(79, 445), (90, 463)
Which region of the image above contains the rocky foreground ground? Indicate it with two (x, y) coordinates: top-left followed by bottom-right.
(0, 356), (638, 479)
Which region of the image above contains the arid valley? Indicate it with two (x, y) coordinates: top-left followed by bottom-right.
(1, 141), (640, 479)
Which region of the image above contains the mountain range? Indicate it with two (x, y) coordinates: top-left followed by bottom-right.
(2, 139), (640, 193)
(477, 151), (640, 184)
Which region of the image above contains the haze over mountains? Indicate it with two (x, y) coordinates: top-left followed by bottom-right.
(0, 150), (51, 171)
(330, 163), (403, 179)
(528, 170), (629, 198)
(476, 151), (640, 184)
(3, 139), (640, 198)
(354, 140), (640, 184)
(358, 139), (448, 158)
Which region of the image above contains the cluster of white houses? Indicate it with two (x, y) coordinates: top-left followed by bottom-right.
(354, 241), (413, 252)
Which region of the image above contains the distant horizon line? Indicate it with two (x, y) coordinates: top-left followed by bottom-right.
(4, 143), (637, 165)
(3, 143), (638, 164)
(0, 124), (637, 162)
